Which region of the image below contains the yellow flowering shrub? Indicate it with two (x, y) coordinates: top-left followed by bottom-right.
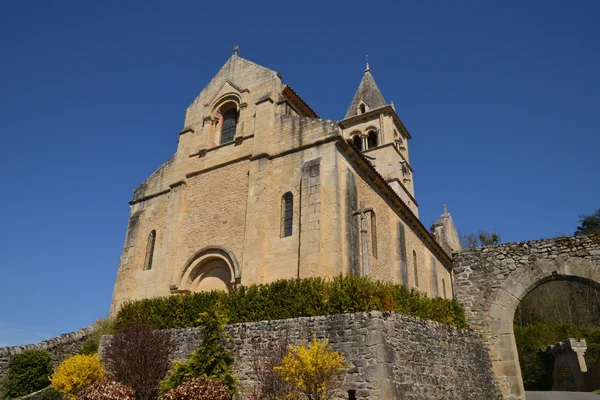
(274, 335), (345, 400)
(50, 354), (106, 399)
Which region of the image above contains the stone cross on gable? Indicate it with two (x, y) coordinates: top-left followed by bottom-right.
(353, 200), (374, 277)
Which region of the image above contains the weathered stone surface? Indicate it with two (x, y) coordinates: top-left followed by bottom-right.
(100, 312), (501, 400)
(0, 325), (94, 378)
(454, 234), (600, 400)
(110, 53), (453, 316)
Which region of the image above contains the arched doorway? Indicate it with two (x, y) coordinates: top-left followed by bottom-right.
(453, 234), (600, 399)
(556, 365), (577, 391)
(173, 246), (240, 294)
(189, 258), (232, 292)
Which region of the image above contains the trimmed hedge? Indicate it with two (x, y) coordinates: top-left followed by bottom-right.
(115, 275), (467, 330)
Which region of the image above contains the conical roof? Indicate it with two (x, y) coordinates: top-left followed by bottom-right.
(344, 65), (387, 118)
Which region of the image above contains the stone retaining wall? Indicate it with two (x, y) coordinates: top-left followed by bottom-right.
(101, 312), (501, 399)
(0, 325), (94, 378)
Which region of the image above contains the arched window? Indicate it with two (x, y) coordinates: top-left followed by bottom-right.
(352, 135), (363, 151)
(144, 230), (156, 270)
(413, 250), (418, 287)
(359, 104), (366, 114)
(402, 164), (409, 177)
(367, 131), (378, 149)
(371, 212), (378, 259)
(220, 108), (238, 144)
(281, 192), (293, 237)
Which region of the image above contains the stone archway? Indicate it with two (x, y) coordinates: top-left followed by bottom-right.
(547, 339), (588, 391)
(453, 234), (600, 399)
(172, 246), (240, 294)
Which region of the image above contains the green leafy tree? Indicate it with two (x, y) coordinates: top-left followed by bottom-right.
(6, 350), (53, 397)
(460, 230), (501, 248)
(575, 209), (600, 236)
(160, 307), (236, 394)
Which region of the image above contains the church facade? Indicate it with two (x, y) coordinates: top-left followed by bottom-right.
(110, 51), (460, 314)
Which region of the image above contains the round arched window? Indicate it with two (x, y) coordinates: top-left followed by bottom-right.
(367, 131), (378, 149)
(352, 135), (363, 151)
(220, 107), (238, 144)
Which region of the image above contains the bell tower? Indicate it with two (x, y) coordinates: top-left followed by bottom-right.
(339, 62), (418, 217)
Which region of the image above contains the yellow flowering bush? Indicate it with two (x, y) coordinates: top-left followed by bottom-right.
(50, 354), (106, 399)
(274, 335), (345, 400)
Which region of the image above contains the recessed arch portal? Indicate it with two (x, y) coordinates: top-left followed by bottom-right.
(175, 246), (240, 293)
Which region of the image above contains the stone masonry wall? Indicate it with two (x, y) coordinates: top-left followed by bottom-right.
(101, 312), (500, 400)
(453, 234), (600, 399)
(0, 325), (94, 378)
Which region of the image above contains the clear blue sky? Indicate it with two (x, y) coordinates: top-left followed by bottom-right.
(1, 0), (598, 346)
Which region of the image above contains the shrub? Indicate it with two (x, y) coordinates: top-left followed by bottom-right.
(79, 317), (116, 356)
(275, 335), (345, 400)
(252, 333), (295, 400)
(160, 308), (235, 394)
(5, 349), (53, 397)
(39, 387), (65, 400)
(162, 377), (230, 400)
(50, 354), (105, 399)
(79, 339), (101, 356)
(115, 275), (467, 330)
(78, 381), (135, 400)
(102, 323), (176, 400)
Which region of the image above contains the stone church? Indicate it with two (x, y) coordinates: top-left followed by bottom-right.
(110, 50), (460, 314)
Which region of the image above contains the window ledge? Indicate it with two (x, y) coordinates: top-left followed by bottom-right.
(189, 134), (254, 158)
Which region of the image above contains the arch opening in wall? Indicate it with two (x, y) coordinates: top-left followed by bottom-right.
(555, 366), (577, 392)
(453, 239), (600, 398)
(176, 247), (240, 293)
(352, 135), (363, 151)
(143, 230), (156, 270)
(484, 263), (600, 395)
(359, 104), (366, 114)
(281, 192), (294, 237)
(512, 277), (600, 392)
(367, 130), (378, 149)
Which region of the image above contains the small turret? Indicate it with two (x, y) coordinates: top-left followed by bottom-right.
(432, 205), (461, 255)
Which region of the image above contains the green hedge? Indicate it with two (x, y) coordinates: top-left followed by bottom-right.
(115, 275), (467, 330)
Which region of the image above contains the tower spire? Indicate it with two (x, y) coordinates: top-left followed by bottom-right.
(344, 58), (386, 118)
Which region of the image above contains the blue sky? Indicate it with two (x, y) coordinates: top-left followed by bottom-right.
(1, 0), (598, 346)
